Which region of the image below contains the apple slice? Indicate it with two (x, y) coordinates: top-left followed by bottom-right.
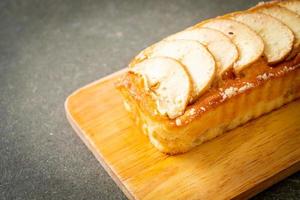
(202, 19), (264, 72)
(165, 28), (238, 78)
(231, 12), (294, 64)
(251, 4), (300, 59)
(131, 57), (191, 119)
(145, 40), (216, 102)
(278, 0), (300, 15)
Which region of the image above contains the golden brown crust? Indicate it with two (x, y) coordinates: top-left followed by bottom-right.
(118, 55), (300, 125)
(116, 55), (300, 154)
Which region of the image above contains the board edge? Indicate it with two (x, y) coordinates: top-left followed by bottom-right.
(234, 161), (300, 200)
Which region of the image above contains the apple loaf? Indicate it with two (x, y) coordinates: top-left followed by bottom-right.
(116, 0), (300, 154)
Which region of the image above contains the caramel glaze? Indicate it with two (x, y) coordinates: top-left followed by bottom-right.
(117, 54), (300, 128)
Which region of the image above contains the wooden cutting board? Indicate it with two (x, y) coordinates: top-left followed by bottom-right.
(65, 70), (300, 200)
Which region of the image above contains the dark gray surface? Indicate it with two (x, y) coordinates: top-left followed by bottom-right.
(0, 0), (299, 199)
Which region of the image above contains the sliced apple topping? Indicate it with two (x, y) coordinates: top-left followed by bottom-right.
(232, 12), (294, 64)
(252, 4), (300, 59)
(131, 57), (191, 119)
(165, 28), (238, 77)
(278, 0), (300, 15)
(144, 40), (216, 102)
(202, 19), (264, 72)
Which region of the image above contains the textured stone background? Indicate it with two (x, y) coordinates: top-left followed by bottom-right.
(0, 0), (299, 199)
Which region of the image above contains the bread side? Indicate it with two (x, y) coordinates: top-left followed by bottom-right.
(117, 58), (300, 154)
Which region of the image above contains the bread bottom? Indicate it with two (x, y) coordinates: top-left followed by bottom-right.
(121, 68), (300, 154)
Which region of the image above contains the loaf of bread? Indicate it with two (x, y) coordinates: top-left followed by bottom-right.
(117, 0), (300, 154)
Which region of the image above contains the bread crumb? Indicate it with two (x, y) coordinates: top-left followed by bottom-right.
(257, 73), (268, 80)
(257, 72), (274, 81)
(175, 118), (182, 126)
(189, 108), (196, 115)
(220, 83), (254, 100)
(282, 65), (297, 73)
(200, 107), (206, 112)
(238, 82), (254, 93)
(221, 87), (238, 100)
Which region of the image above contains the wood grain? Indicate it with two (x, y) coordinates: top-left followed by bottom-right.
(65, 70), (300, 200)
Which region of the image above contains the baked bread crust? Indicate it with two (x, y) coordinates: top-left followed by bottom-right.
(117, 56), (300, 154)
(116, 0), (300, 154)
